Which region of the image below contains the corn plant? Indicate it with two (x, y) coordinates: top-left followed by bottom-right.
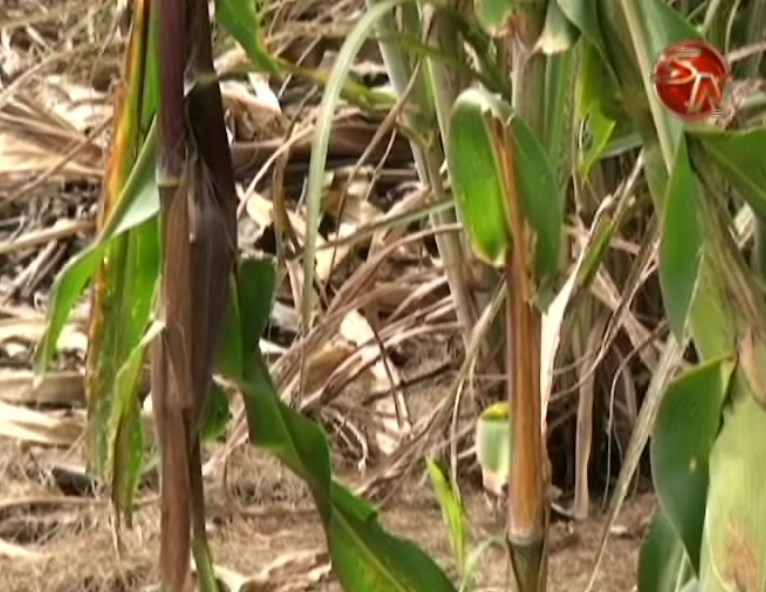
(428, 459), (505, 592)
(33, 0), (461, 591)
(306, 2), (568, 589)
(311, 0), (766, 592)
(31, 0), (766, 590)
(549, 2), (766, 592)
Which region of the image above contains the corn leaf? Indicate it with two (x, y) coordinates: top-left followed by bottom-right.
(555, 0), (602, 48)
(329, 483), (457, 592)
(240, 353), (332, 511)
(109, 319), (163, 517)
(35, 124), (158, 375)
(698, 381), (766, 591)
(688, 128), (766, 223)
(543, 50), (575, 187)
(638, 506), (696, 592)
(660, 142), (703, 341)
(447, 89), (511, 267)
(215, 0), (276, 73)
(563, 0), (697, 143)
(537, 0), (579, 55)
(509, 110), (564, 287)
(199, 383), (231, 443)
(427, 460), (468, 577)
(651, 357), (735, 573)
(576, 43), (620, 175)
(217, 275), (244, 382)
(226, 259), (457, 592)
(447, 88), (563, 284)
(35, 119), (160, 521)
(474, 0), (514, 36)
(86, 0), (159, 482)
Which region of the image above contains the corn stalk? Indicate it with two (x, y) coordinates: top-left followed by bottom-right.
(36, 0), (474, 590)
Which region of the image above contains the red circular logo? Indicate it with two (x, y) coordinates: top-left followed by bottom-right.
(652, 40), (730, 120)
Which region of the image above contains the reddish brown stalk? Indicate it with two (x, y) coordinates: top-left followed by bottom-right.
(156, 0), (187, 181)
(152, 0), (194, 589)
(152, 168), (195, 591)
(497, 119), (547, 592)
(504, 260), (546, 589)
(151, 0), (237, 588)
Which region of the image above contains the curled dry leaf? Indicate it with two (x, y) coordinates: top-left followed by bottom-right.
(338, 310), (411, 456)
(196, 565), (269, 592)
(0, 316), (84, 348)
(0, 94), (104, 188)
(221, 78), (286, 142)
(0, 369), (84, 406)
(303, 336), (356, 393)
(0, 401), (82, 446)
(0, 538), (42, 560)
(205, 549), (330, 591)
(244, 184), (381, 284)
(37, 75), (110, 132)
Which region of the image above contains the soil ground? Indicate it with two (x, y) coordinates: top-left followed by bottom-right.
(0, 386), (652, 592)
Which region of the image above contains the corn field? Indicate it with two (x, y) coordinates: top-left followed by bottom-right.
(0, 0), (765, 590)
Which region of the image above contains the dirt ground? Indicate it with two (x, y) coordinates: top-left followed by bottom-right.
(0, 428), (652, 592)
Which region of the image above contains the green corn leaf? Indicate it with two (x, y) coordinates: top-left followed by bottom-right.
(236, 258), (277, 352)
(109, 318), (164, 520)
(687, 127), (766, 224)
(509, 111), (564, 288)
(91, 216), (159, 480)
(651, 356), (735, 573)
(563, 0), (697, 154)
(111, 396), (144, 526)
(568, 0), (744, 361)
(557, 0), (609, 60)
(232, 259), (331, 512)
(543, 51), (575, 185)
(240, 354), (333, 514)
(576, 41), (621, 121)
(600, 127), (641, 159)
(225, 259), (457, 591)
(427, 460), (468, 577)
(537, 0), (580, 55)
(199, 382), (231, 443)
(576, 42), (623, 175)
(447, 88), (563, 285)
(638, 506), (696, 592)
(215, 0), (276, 73)
(34, 123), (159, 375)
(699, 378), (766, 591)
(474, 0), (514, 36)
(78, 0), (161, 520)
(579, 110), (616, 177)
(329, 483), (457, 592)
(217, 275), (244, 382)
(660, 142), (703, 342)
(447, 89), (512, 267)
(599, 0), (700, 128)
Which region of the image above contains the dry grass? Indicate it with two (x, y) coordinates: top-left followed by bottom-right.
(0, 410), (652, 592)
